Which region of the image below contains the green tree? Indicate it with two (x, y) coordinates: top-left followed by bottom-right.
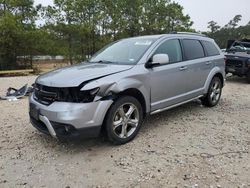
(0, 0), (37, 70)
(0, 0), (195, 70)
(226, 14), (242, 28)
(42, 0), (79, 64)
(141, 0), (193, 34)
(207, 21), (220, 33)
(205, 15), (250, 48)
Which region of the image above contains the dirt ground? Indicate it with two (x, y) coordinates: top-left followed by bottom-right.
(0, 75), (249, 188)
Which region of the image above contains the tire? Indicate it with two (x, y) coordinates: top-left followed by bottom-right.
(201, 77), (222, 107)
(105, 96), (143, 145)
(247, 71), (250, 83)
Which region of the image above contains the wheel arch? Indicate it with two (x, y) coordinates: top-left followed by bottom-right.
(204, 68), (225, 94)
(116, 88), (147, 118)
(214, 73), (224, 86)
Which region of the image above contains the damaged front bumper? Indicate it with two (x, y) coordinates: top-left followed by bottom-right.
(29, 93), (113, 140)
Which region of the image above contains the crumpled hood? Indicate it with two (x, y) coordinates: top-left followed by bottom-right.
(36, 62), (133, 87)
(226, 52), (250, 60)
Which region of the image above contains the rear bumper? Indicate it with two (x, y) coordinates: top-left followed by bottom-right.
(29, 93), (113, 140)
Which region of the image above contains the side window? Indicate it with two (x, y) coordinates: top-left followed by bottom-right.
(182, 39), (205, 60)
(154, 39), (182, 63)
(202, 41), (220, 56)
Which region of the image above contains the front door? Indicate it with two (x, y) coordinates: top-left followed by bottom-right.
(149, 39), (191, 111)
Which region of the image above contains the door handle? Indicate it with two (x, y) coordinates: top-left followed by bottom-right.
(179, 66), (187, 71)
(205, 61), (212, 65)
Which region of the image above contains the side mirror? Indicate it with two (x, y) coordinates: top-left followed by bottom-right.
(153, 54), (169, 64)
(148, 54), (169, 68)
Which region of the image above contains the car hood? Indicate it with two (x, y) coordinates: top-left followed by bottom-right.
(36, 62), (133, 87)
(225, 52), (250, 60)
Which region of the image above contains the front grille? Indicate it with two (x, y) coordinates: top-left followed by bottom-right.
(34, 84), (58, 105)
(33, 83), (94, 105)
(226, 59), (244, 68)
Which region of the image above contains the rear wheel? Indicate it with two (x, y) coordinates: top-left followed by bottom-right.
(201, 77), (222, 107)
(105, 96), (143, 145)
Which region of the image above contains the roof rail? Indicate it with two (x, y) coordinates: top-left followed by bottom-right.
(169, 31), (206, 37)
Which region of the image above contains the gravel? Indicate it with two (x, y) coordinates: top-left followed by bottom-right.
(0, 75), (249, 188)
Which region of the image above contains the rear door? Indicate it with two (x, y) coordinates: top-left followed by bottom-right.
(180, 39), (209, 96)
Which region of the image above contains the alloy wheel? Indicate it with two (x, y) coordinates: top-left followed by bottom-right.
(210, 80), (221, 104)
(112, 103), (139, 139)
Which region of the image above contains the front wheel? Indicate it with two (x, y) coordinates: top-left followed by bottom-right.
(105, 96), (143, 145)
(201, 77), (222, 107)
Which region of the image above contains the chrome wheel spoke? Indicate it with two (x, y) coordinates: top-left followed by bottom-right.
(113, 119), (123, 130)
(128, 119), (138, 127)
(215, 94), (220, 101)
(213, 82), (219, 90)
(215, 88), (221, 94)
(120, 124), (127, 138)
(118, 106), (125, 118)
(210, 92), (215, 99)
(212, 95), (216, 102)
(125, 105), (135, 118)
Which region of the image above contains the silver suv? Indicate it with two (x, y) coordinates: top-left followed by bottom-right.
(29, 33), (225, 144)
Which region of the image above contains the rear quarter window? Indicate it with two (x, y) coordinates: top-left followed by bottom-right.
(182, 39), (205, 60)
(202, 41), (220, 56)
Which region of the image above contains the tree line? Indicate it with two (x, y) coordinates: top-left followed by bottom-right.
(0, 1), (249, 71)
(0, 0), (193, 70)
(205, 15), (250, 48)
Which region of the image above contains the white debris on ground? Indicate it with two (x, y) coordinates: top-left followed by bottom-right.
(0, 75), (249, 188)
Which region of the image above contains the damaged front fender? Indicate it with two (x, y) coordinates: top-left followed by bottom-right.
(81, 77), (150, 113)
(79, 65), (150, 112)
(80, 79), (115, 101)
(81, 78), (144, 98)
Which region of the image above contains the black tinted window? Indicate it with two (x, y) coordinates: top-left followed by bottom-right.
(202, 41), (220, 56)
(154, 39), (182, 63)
(182, 39), (205, 60)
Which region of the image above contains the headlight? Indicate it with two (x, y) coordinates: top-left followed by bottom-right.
(78, 87), (100, 103)
(88, 87), (100, 95)
(56, 87), (100, 103)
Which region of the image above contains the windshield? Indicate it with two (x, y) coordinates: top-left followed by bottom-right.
(89, 38), (156, 65)
(228, 41), (250, 53)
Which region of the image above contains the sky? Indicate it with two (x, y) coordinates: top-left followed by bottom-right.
(173, 0), (250, 31)
(34, 0), (250, 31)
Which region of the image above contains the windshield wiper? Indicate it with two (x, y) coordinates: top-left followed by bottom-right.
(94, 60), (115, 64)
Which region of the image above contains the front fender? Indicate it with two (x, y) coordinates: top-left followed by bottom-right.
(107, 78), (142, 93)
(82, 77), (150, 113)
(81, 79), (114, 95)
(107, 78), (150, 113)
